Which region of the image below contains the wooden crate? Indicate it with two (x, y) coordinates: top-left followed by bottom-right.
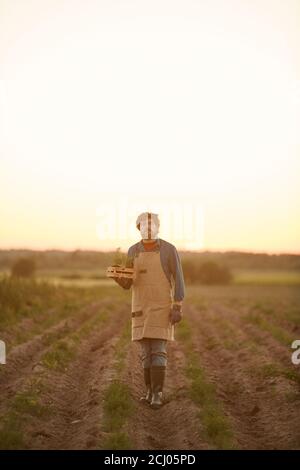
(106, 266), (134, 279)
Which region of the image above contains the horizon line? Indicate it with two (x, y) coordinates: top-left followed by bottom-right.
(1, 245), (300, 257)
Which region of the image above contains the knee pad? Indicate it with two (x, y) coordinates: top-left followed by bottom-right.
(150, 351), (167, 367)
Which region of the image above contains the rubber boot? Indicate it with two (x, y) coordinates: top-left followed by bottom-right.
(150, 366), (166, 409)
(140, 368), (152, 404)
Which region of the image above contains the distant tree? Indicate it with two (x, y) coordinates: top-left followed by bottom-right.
(181, 259), (197, 284)
(198, 261), (232, 285)
(182, 259), (232, 285)
(11, 257), (36, 278)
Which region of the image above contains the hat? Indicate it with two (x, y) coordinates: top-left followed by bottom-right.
(136, 212), (160, 228)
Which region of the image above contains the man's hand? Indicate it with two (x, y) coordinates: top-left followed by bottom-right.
(169, 304), (183, 325)
(113, 276), (133, 290)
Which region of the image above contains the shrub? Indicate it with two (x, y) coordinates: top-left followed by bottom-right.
(182, 259), (232, 285)
(11, 257), (36, 278)
(181, 259), (197, 284)
(198, 261), (232, 285)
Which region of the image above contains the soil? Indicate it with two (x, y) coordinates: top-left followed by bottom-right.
(1, 297), (299, 450)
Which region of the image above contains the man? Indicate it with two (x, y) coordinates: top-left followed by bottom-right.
(113, 212), (185, 409)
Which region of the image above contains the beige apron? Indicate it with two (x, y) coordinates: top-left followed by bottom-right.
(131, 251), (174, 341)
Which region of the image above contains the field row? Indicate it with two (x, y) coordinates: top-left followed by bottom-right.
(0, 281), (299, 449)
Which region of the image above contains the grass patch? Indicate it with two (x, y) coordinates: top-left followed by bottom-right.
(103, 381), (134, 432)
(286, 309), (300, 326)
(102, 431), (132, 450)
(223, 338), (240, 351)
(114, 321), (131, 372)
(41, 307), (112, 371)
(176, 319), (193, 344)
(204, 336), (219, 351)
(233, 269), (300, 285)
(0, 411), (25, 450)
(100, 321), (134, 450)
(244, 311), (293, 346)
(209, 315), (242, 351)
(258, 362), (300, 385)
(42, 339), (75, 370)
(77, 309), (109, 337)
(0, 379), (51, 449)
(0, 276), (130, 345)
(259, 363), (281, 379)
(285, 391), (300, 403)
(282, 369), (300, 385)
(13, 390), (49, 417)
(177, 319), (236, 449)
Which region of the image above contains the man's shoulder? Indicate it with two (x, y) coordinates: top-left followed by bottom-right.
(127, 242), (141, 256)
(159, 239), (177, 252)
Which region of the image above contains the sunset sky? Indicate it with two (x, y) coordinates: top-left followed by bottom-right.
(1, 0), (299, 253)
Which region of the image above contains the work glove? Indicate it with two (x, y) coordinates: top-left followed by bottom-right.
(169, 304), (182, 325)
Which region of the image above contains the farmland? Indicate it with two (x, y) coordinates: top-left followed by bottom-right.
(0, 275), (299, 450)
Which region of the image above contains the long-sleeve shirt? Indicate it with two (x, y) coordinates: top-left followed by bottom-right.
(117, 238), (185, 302)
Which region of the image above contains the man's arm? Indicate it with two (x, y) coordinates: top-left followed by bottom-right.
(113, 246), (135, 290)
(169, 245), (185, 304)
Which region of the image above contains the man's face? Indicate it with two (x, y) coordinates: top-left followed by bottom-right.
(139, 218), (159, 240)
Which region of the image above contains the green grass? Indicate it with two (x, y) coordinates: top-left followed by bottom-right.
(244, 311), (293, 346)
(0, 276), (59, 328)
(0, 411), (25, 450)
(100, 321), (134, 450)
(41, 307), (112, 370)
(257, 362), (300, 385)
(114, 322), (131, 372)
(102, 431), (132, 450)
(69, 307), (110, 345)
(0, 290), (129, 449)
(187, 284), (299, 342)
(208, 315), (243, 351)
(285, 391), (300, 403)
(13, 389), (49, 417)
(233, 269), (300, 285)
(42, 339), (75, 370)
(102, 382), (134, 432)
(177, 319), (236, 449)
(0, 379), (51, 449)
(204, 336), (219, 351)
(36, 267), (115, 287)
(0, 276), (130, 350)
(176, 318), (191, 343)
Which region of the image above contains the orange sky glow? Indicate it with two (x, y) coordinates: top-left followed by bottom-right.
(1, 0), (299, 253)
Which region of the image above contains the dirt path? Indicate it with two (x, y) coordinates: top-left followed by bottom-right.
(186, 303), (300, 449)
(30, 311), (126, 449)
(124, 338), (207, 450)
(0, 301), (106, 410)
